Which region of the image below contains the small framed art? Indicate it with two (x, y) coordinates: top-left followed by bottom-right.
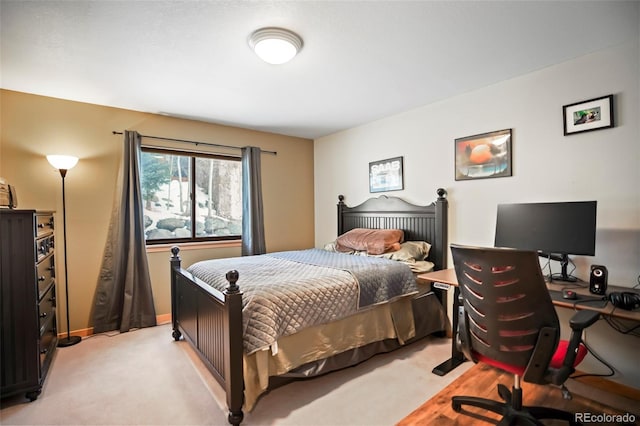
(369, 156), (404, 193)
(563, 94), (614, 136)
(455, 129), (512, 181)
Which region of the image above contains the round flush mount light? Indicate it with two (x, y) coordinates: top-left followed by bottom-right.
(249, 27), (303, 65)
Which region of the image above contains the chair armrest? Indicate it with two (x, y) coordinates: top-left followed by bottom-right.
(548, 310), (600, 385)
(569, 310), (600, 331)
(564, 309), (599, 367)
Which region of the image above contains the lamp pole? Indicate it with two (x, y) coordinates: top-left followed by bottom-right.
(47, 154), (81, 347)
(57, 167), (80, 347)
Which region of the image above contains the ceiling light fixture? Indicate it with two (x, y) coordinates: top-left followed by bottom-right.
(249, 27), (303, 65)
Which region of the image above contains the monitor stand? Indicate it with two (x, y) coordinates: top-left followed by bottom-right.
(556, 254), (577, 282)
(539, 252), (577, 282)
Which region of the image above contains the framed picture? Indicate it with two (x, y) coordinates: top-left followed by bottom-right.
(455, 129), (512, 181)
(369, 156), (404, 193)
(563, 94), (614, 136)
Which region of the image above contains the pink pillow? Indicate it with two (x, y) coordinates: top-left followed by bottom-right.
(335, 228), (404, 255)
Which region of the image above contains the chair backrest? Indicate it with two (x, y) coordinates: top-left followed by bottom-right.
(451, 244), (560, 371)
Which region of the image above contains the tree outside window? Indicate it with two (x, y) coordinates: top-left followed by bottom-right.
(140, 148), (242, 243)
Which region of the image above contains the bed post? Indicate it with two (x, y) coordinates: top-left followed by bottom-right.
(435, 188), (448, 270)
(337, 194), (345, 235)
(433, 189), (449, 309)
(223, 270), (244, 426)
(170, 246), (182, 341)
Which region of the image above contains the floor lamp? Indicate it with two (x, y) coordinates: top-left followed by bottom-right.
(47, 155), (82, 347)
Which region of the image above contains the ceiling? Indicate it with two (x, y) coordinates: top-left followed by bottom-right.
(1, 1), (637, 140)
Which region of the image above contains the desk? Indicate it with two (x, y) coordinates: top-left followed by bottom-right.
(417, 268), (640, 376)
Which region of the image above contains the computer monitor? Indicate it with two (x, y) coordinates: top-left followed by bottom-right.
(494, 201), (597, 282)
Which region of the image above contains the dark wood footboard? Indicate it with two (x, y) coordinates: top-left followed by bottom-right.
(170, 247), (244, 425)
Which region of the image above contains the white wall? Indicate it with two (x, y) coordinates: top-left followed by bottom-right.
(313, 38), (640, 388)
(315, 39), (639, 286)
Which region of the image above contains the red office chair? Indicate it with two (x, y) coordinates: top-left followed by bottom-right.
(450, 244), (600, 425)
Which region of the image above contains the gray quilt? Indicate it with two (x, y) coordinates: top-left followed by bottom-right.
(186, 248), (417, 354)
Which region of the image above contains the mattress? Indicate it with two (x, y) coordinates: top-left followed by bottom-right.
(186, 248), (418, 354)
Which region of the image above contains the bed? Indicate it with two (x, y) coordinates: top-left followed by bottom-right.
(169, 188), (449, 425)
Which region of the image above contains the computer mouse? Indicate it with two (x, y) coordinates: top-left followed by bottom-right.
(562, 289), (578, 300)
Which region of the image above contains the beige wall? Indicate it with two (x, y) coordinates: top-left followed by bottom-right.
(0, 89), (314, 333)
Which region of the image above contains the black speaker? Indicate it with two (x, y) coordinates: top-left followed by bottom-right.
(589, 265), (608, 295)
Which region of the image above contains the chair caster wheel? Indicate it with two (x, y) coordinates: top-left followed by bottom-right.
(172, 329), (182, 341)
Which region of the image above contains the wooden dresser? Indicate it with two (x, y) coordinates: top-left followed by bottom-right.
(1, 210), (58, 401)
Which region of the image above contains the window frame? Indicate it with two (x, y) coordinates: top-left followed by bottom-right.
(140, 146), (242, 246)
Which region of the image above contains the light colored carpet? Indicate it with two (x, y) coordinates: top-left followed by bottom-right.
(0, 323), (472, 425)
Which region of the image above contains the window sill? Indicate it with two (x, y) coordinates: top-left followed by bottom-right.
(145, 240), (241, 253)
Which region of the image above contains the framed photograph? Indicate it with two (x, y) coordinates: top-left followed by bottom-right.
(455, 129), (512, 181)
(563, 94), (614, 136)
(369, 156), (404, 193)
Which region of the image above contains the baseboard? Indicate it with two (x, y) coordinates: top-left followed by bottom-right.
(57, 313), (172, 339)
(156, 313), (172, 325)
(571, 369), (640, 402)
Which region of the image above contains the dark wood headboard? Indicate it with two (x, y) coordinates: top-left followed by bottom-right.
(337, 188), (448, 271)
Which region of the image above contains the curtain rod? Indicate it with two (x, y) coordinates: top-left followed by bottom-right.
(112, 131), (277, 155)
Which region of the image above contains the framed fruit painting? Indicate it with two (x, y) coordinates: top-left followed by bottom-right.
(455, 129), (512, 181)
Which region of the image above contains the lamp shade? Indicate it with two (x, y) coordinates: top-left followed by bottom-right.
(249, 27), (303, 65)
(47, 155), (78, 170)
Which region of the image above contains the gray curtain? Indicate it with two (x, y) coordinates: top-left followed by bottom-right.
(92, 131), (157, 333)
(241, 146), (266, 256)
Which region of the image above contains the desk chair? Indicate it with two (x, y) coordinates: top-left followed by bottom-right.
(450, 244), (600, 425)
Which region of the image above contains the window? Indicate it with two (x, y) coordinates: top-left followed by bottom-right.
(139, 148), (242, 244)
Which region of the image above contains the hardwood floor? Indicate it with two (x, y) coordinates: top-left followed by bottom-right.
(397, 363), (638, 425)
